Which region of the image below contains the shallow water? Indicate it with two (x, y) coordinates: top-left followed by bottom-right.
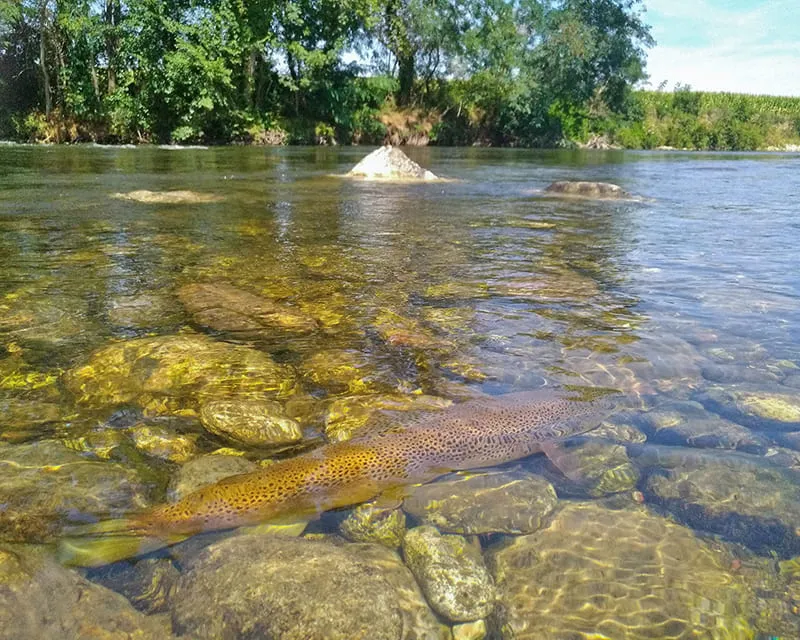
(1, 145), (800, 638)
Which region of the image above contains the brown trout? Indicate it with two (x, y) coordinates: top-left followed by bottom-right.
(59, 388), (615, 566)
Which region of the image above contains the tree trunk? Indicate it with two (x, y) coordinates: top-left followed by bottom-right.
(397, 51), (415, 107)
(105, 0), (120, 93)
(39, 0), (51, 116)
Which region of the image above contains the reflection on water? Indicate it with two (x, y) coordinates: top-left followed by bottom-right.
(1, 146), (800, 638)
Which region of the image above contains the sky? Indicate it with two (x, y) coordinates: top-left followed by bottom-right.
(642, 0), (800, 96)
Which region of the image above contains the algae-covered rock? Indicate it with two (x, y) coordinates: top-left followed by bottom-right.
(452, 620), (487, 640)
(324, 393), (452, 442)
(543, 181), (632, 200)
(107, 293), (182, 330)
(340, 502), (407, 548)
(0, 544), (176, 640)
(127, 423), (199, 463)
(347, 145), (438, 180)
(487, 502), (754, 639)
(701, 363), (782, 385)
(178, 281), (318, 337)
(634, 401), (768, 453)
(642, 452), (800, 556)
(374, 309), (453, 350)
(170, 535), (448, 640)
(199, 398), (302, 449)
(88, 556), (180, 614)
(532, 438), (639, 497)
(0, 440), (154, 542)
(403, 470), (557, 535)
(167, 453), (257, 502)
(697, 385), (800, 431)
(0, 398), (63, 437)
(111, 189), (223, 204)
(403, 526), (495, 622)
(65, 334), (296, 414)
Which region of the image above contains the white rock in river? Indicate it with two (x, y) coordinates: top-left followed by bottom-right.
(348, 145), (438, 180)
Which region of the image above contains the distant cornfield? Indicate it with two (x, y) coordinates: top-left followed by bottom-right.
(609, 90), (800, 150)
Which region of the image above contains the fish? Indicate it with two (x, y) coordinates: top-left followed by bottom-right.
(58, 388), (616, 567)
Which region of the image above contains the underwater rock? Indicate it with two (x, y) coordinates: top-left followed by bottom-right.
(65, 333), (296, 415)
(374, 309), (454, 350)
(452, 620), (487, 640)
(170, 535), (448, 640)
(697, 385), (800, 431)
(347, 145), (438, 180)
(340, 502), (407, 548)
(88, 556), (180, 615)
(324, 393), (452, 442)
(0, 440), (153, 542)
(531, 438), (639, 497)
(0, 544), (176, 640)
(178, 282), (318, 337)
(402, 526), (496, 622)
(111, 189), (223, 204)
(127, 423), (199, 463)
(301, 348), (394, 394)
(199, 398), (302, 449)
(640, 449), (800, 555)
(107, 293), (182, 330)
(543, 181), (632, 199)
(403, 469), (557, 535)
(0, 398), (62, 436)
(487, 502), (754, 639)
(633, 400), (769, 453)
(584, 416), (647, 444)
(701, 363), (782, 385)
(167, 453), (257, 502)
(783, 375), (800, 390)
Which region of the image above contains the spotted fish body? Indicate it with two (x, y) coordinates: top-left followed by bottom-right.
(60, 389), (615, 565)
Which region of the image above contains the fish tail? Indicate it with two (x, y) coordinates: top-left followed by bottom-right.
(57, 518), (188, 568)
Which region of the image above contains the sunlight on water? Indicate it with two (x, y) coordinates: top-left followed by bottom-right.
(0, 145), (799, 638)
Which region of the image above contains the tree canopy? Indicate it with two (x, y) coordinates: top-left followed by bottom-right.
(0, 0), (655, 145)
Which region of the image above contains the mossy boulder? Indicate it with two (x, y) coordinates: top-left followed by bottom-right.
(642, 451), (800, 556)
(178, 281), (319, 338)
(88, 556), (180, 615)
(64, 334), (296, 415)
(199, 398), (302, 449)
(403, 526), (496, 622)
(170, 535), (448, 639)
(403, 469), (557, 535)
(0, 544), (176, 640)
(127, 423), (199, 463)
(697, 385), (800, 431)
(543, 181), (631, 199)
(301, 348), (395, 394)
(487, 502), (754, 639)
(0, 440), (154, 542)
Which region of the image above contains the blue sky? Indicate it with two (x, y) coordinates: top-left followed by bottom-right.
(642, 0), (800, 95)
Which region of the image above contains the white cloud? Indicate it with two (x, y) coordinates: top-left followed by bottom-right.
(645, 43), (800, 96)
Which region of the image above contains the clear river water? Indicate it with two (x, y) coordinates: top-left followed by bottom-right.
(0, 145), (799, 639)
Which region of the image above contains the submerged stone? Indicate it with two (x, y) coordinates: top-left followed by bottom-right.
(642, 452), (800, 556)
(324, 393), (452, 442)
(402, 526), (496, 622)
(301, 348), (394, 394)
(340, 502), (407, 548)
(532, 438), (639, 497)
(487, 502), (754, 639)
(167, 453), (257, 502)
(111, 189), (223, 204)
(0, 440), (153, 542)
(543, 181), (632, 199)
(347, 145), (438, 180)
(127, 423), (199, 463)
(178, 281), (318, 337)
(0, 544), (176, 639)
(199, 398), (302, 449)
(697, 385), (800, 431)
(170, 535), (448, 640)
(403, 469), (557, 535)
(64, 333), (296, 415)
(633, 400), (769, 453)
(88, 556), (180, 615)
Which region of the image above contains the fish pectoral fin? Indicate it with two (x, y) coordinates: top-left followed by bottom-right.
(370, 485), (418, 510)
(237, 519), (311, 538)
(58, 533), (185, 568)
(540, 440), (586, 483)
